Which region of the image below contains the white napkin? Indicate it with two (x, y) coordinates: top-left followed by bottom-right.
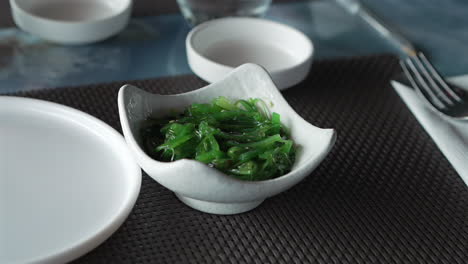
(392, 76), (468, 186)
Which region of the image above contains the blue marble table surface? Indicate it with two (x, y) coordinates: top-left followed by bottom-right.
(0, 0), (467, 94)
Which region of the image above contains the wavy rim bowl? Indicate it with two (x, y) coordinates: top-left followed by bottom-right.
(9, 0), (132, 44)
(186, 17), (313, 90)
(118, 63), (335, 214)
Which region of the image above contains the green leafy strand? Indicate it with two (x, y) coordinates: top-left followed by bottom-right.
(140, 97), (296, 181)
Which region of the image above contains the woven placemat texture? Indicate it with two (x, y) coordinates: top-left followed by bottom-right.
(10, 55), (468, 263)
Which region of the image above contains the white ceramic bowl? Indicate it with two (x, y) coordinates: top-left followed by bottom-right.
(118, 63), (335, 215)
(10, 0), (132, 44)
(186, 17), (313, 90)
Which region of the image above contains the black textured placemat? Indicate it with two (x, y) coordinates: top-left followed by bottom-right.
(10, 55), (468, 263)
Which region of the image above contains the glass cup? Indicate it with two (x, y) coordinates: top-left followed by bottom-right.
(176, 0), (272, 27)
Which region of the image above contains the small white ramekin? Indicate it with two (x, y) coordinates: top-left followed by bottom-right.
(10, 0), (132, 45)
(186, 17), (313, 90)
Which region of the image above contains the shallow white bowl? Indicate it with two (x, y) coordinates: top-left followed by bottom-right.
(10, 0), (132, 44)
(118, 63), (335, 215)
(186, 17), (313, 90)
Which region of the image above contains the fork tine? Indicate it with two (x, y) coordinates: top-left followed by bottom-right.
(411, 55), (454, 105)
(418, 52), (462, 102)
(400, 58), (446, 110)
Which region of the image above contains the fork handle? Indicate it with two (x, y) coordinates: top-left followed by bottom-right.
(335, 0), (417, 57)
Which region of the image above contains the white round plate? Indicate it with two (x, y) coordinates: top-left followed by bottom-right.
(0, 97), (141, 263)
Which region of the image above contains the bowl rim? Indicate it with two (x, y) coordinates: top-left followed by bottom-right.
(118, 63), (336, 186)
(186, 17), (314, 74)
(9, 0), (132, 25)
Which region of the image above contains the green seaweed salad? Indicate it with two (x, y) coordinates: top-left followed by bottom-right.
(140, 97), (296, 181)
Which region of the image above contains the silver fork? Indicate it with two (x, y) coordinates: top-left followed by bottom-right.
(400, 53), (468, 120)
(334, 0), (468, 120)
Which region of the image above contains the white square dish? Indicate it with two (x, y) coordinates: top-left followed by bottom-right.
(118, 63), (336, 214)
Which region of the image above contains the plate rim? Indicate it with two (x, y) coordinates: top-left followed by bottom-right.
(1, 96), (141, 264)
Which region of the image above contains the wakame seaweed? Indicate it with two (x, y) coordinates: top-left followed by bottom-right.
(140, 97), (296, 181)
